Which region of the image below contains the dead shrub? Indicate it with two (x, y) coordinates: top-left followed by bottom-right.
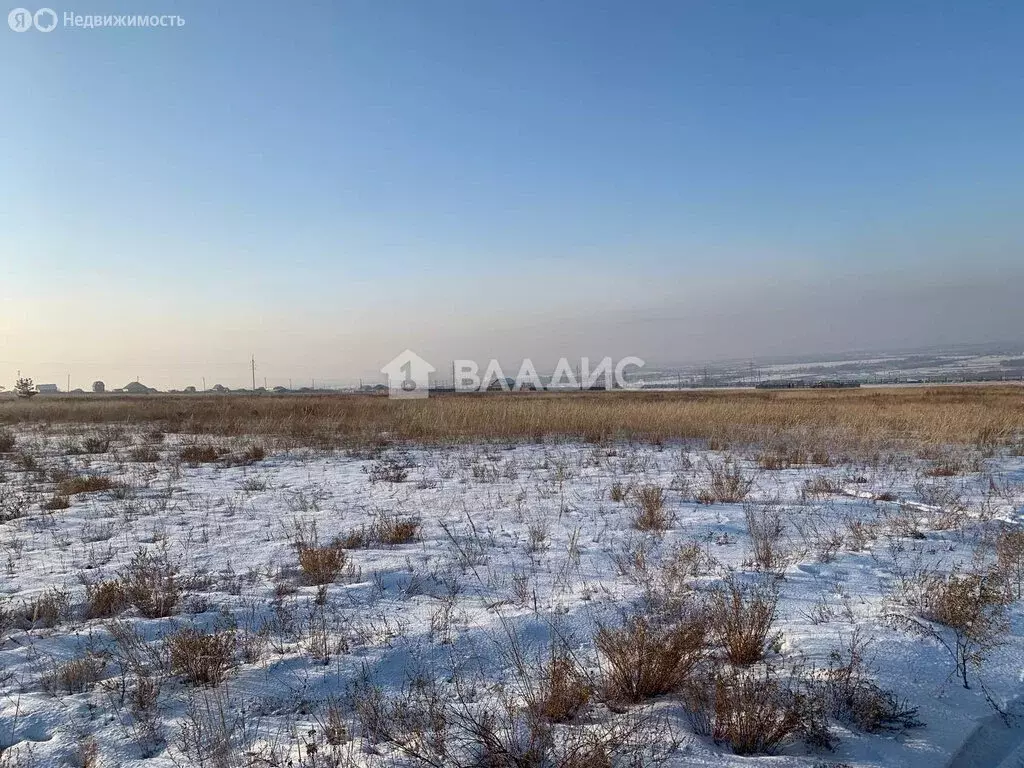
(373, 513), (421, 545)
(367, 457), (409, 483)
(57, 475), (117, 496)
(630, 485), (671, 532)
(710, 579), (779, 665)
(757, 447), (803, 470)
(122, 548), (180, 618)
(609, 482), (627, 502)
(168, 627), (236, 687)
(222, 443), (267, 467)
(0, 431), (15, 453)
(596, 603), (707, 702)
(42, 494), (71, 511)
(298, 544), (346, 585)
(890, 565), (1008, 689)
(710, 666), (808, 755)
(744, 503), (786, 571)
(76, 738), (99, 768)
(527, 646), (592, 723)
(128, 446), (160, 463)
(995, 528), (1024, 600)
(802, 475), (841, 499)
(19, 588), (70, 629)
(0, 485), (30, 522)
(819, 630), (922, 733)
(336, 527), (371, 549)
(697, 459), (753, 504)
(355, 676), (666, 768)
(44, 652), (106, 694)
(85, 579), (130, 619)
(923, 458), (963, 477)
(179, 443), (223, 465)
(844, 517), (876, 551)
(79, 434), (113, 454)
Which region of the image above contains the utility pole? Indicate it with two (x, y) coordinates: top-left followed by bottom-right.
(251, 355), (256, 391)
(66, 373), (70, 393)
(202, 377), (206, 392)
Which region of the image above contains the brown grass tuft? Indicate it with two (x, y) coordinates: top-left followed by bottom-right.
(298, 544), (346, 585)
(57, 475), (117, 496)
(85, 579), (130, 619)
(168, 627), (236, 686)
(631, 485), (671, 531)
(528, 647), (592, 723)
(179, 443), (224, 465)
(710, 579), (779, 665)
(596, 605), (707, 703)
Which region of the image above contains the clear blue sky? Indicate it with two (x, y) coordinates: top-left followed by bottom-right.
(3, 1), (1023, 387)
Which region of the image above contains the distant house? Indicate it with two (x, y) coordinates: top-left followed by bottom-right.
(35, 384), (59, 394)
(122, 382), (156, 395)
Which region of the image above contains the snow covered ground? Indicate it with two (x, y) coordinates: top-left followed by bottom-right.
(1, 428), (1023, 767)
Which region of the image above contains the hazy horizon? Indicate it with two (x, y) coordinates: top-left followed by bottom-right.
(5, 2), (1023, 389)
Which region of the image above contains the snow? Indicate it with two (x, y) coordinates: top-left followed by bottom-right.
(1, 431), (1023, 767)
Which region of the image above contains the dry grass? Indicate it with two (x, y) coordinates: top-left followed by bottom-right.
(710, 666), (805, 755)
(710, 579), (779, 665)
(298, 544), (346, 585)
(43, 653), (107, 694)
(122, 549), (180, 618)
(57, 475), (117, 496)
(179, 443), (223, 465)
(168, 628), (236, 686)
(890, 565), (1009, 689)
(596, 607), (707, 703)
(528, 648), (592, 723)
(128, 446), (161, 463)
(996, 529), (1024, 599)
(630, 485), (671, 531)
(698, 459), (754, 504)
(0, 386), (1020, 449)
(19, 588), (70, 629)
(84, 579), (130, 619)
(42, 494), (71, 511)
(372, 513), (421, 545)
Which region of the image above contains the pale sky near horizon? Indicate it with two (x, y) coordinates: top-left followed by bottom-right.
(3, 1), (1023, 389)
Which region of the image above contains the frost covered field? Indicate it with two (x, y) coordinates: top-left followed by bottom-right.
(1, 391), (1024, 768)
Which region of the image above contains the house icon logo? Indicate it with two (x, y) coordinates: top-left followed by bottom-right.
(381, 349), (436, 399)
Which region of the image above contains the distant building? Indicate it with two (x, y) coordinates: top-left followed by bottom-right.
(35, 384), (59, 394)
(122, 381), (155, 395)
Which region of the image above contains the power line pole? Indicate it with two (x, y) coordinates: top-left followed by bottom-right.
(251, 355), (256, 391)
